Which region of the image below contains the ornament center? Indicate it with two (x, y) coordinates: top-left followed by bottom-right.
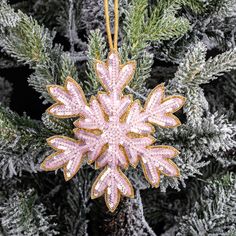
(102, 117), (125, 144)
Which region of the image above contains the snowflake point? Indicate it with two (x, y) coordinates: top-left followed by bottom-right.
(91, 166), (134, 211)
(65, 75), (75, 83)
(63, 166), (79, 181)
(141, 160), (161, 188)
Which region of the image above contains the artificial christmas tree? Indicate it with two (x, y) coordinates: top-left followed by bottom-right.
(0, 0), (235, 235)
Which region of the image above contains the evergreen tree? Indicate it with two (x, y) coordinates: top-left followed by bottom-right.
(0, 0), (235, 235)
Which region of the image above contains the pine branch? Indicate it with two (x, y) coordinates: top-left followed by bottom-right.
(121, 0), (195, 94)
(167, 42), (207, 127)
(55, 0), (84, 51)
(212, 0), (236, 17)
(28, 48), (78, 104)
(0, 10), (53, 65)
(177, 172), (236, 236)
(42, 113), (74, 136)
(64, 167), (94, 236)
(146, 4), (189, 42)
(155, 112), (236, 191)
(171, 42), (207, 88)
(126, 50), (153, 96)
(180, 0), (206, 13)
(0, 106), (51, 178)
(0, 188), (58, 236)
(142, 163), (230, 235)
(123, 0), (190, 55)
(84, 29), (107, 95)
(184, 86), (209, 126)
(169, 42), (236, 126)
(0, 3), (78, 104)
(198, 48), (236, 83)
(0, 1), (20, 28)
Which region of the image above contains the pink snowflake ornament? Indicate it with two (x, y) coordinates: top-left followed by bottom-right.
(41, 51), (186, 212)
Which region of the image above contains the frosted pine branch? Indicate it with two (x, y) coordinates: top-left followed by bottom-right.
(0, 189), (58, 236)
(199, 48), (236, 83)
(85, 29), (107, 94)
(0, 106), (51, 178)
(123, 0), (190, 55)
(177, 172), (236, 236)
(0, 1), (20, 28)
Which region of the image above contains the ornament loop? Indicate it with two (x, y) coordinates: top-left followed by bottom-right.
(104, 0), (119, 51)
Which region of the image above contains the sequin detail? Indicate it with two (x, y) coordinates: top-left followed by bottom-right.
(41, 51), (186, 212)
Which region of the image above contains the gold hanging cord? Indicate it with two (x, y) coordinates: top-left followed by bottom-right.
(104, 0), (119, 51)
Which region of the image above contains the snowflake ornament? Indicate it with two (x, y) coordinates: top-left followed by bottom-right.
(41, 51), (186, 212)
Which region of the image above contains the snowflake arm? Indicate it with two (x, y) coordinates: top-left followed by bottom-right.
(95, 144), (129, 169)
(123, 136), (155, 167)
(74, 129), (106, 164)
(73, 96), (106, 130)
(126, 84), (186, 134)
(125, 100), (154, 134)
(96, 51), (135, 118)
(123, 136), (180, 187)
(98, 93), (132, 117)
(96, 51), (136, 94)
(91, 167), (134, 212)
(144, 84), (186, 128)
(40, 136), (88, 181)
(140, 146), (180, 187)
(47, 77), (88, 118)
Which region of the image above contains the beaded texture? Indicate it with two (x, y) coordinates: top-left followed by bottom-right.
(41, 51), (186, 212)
